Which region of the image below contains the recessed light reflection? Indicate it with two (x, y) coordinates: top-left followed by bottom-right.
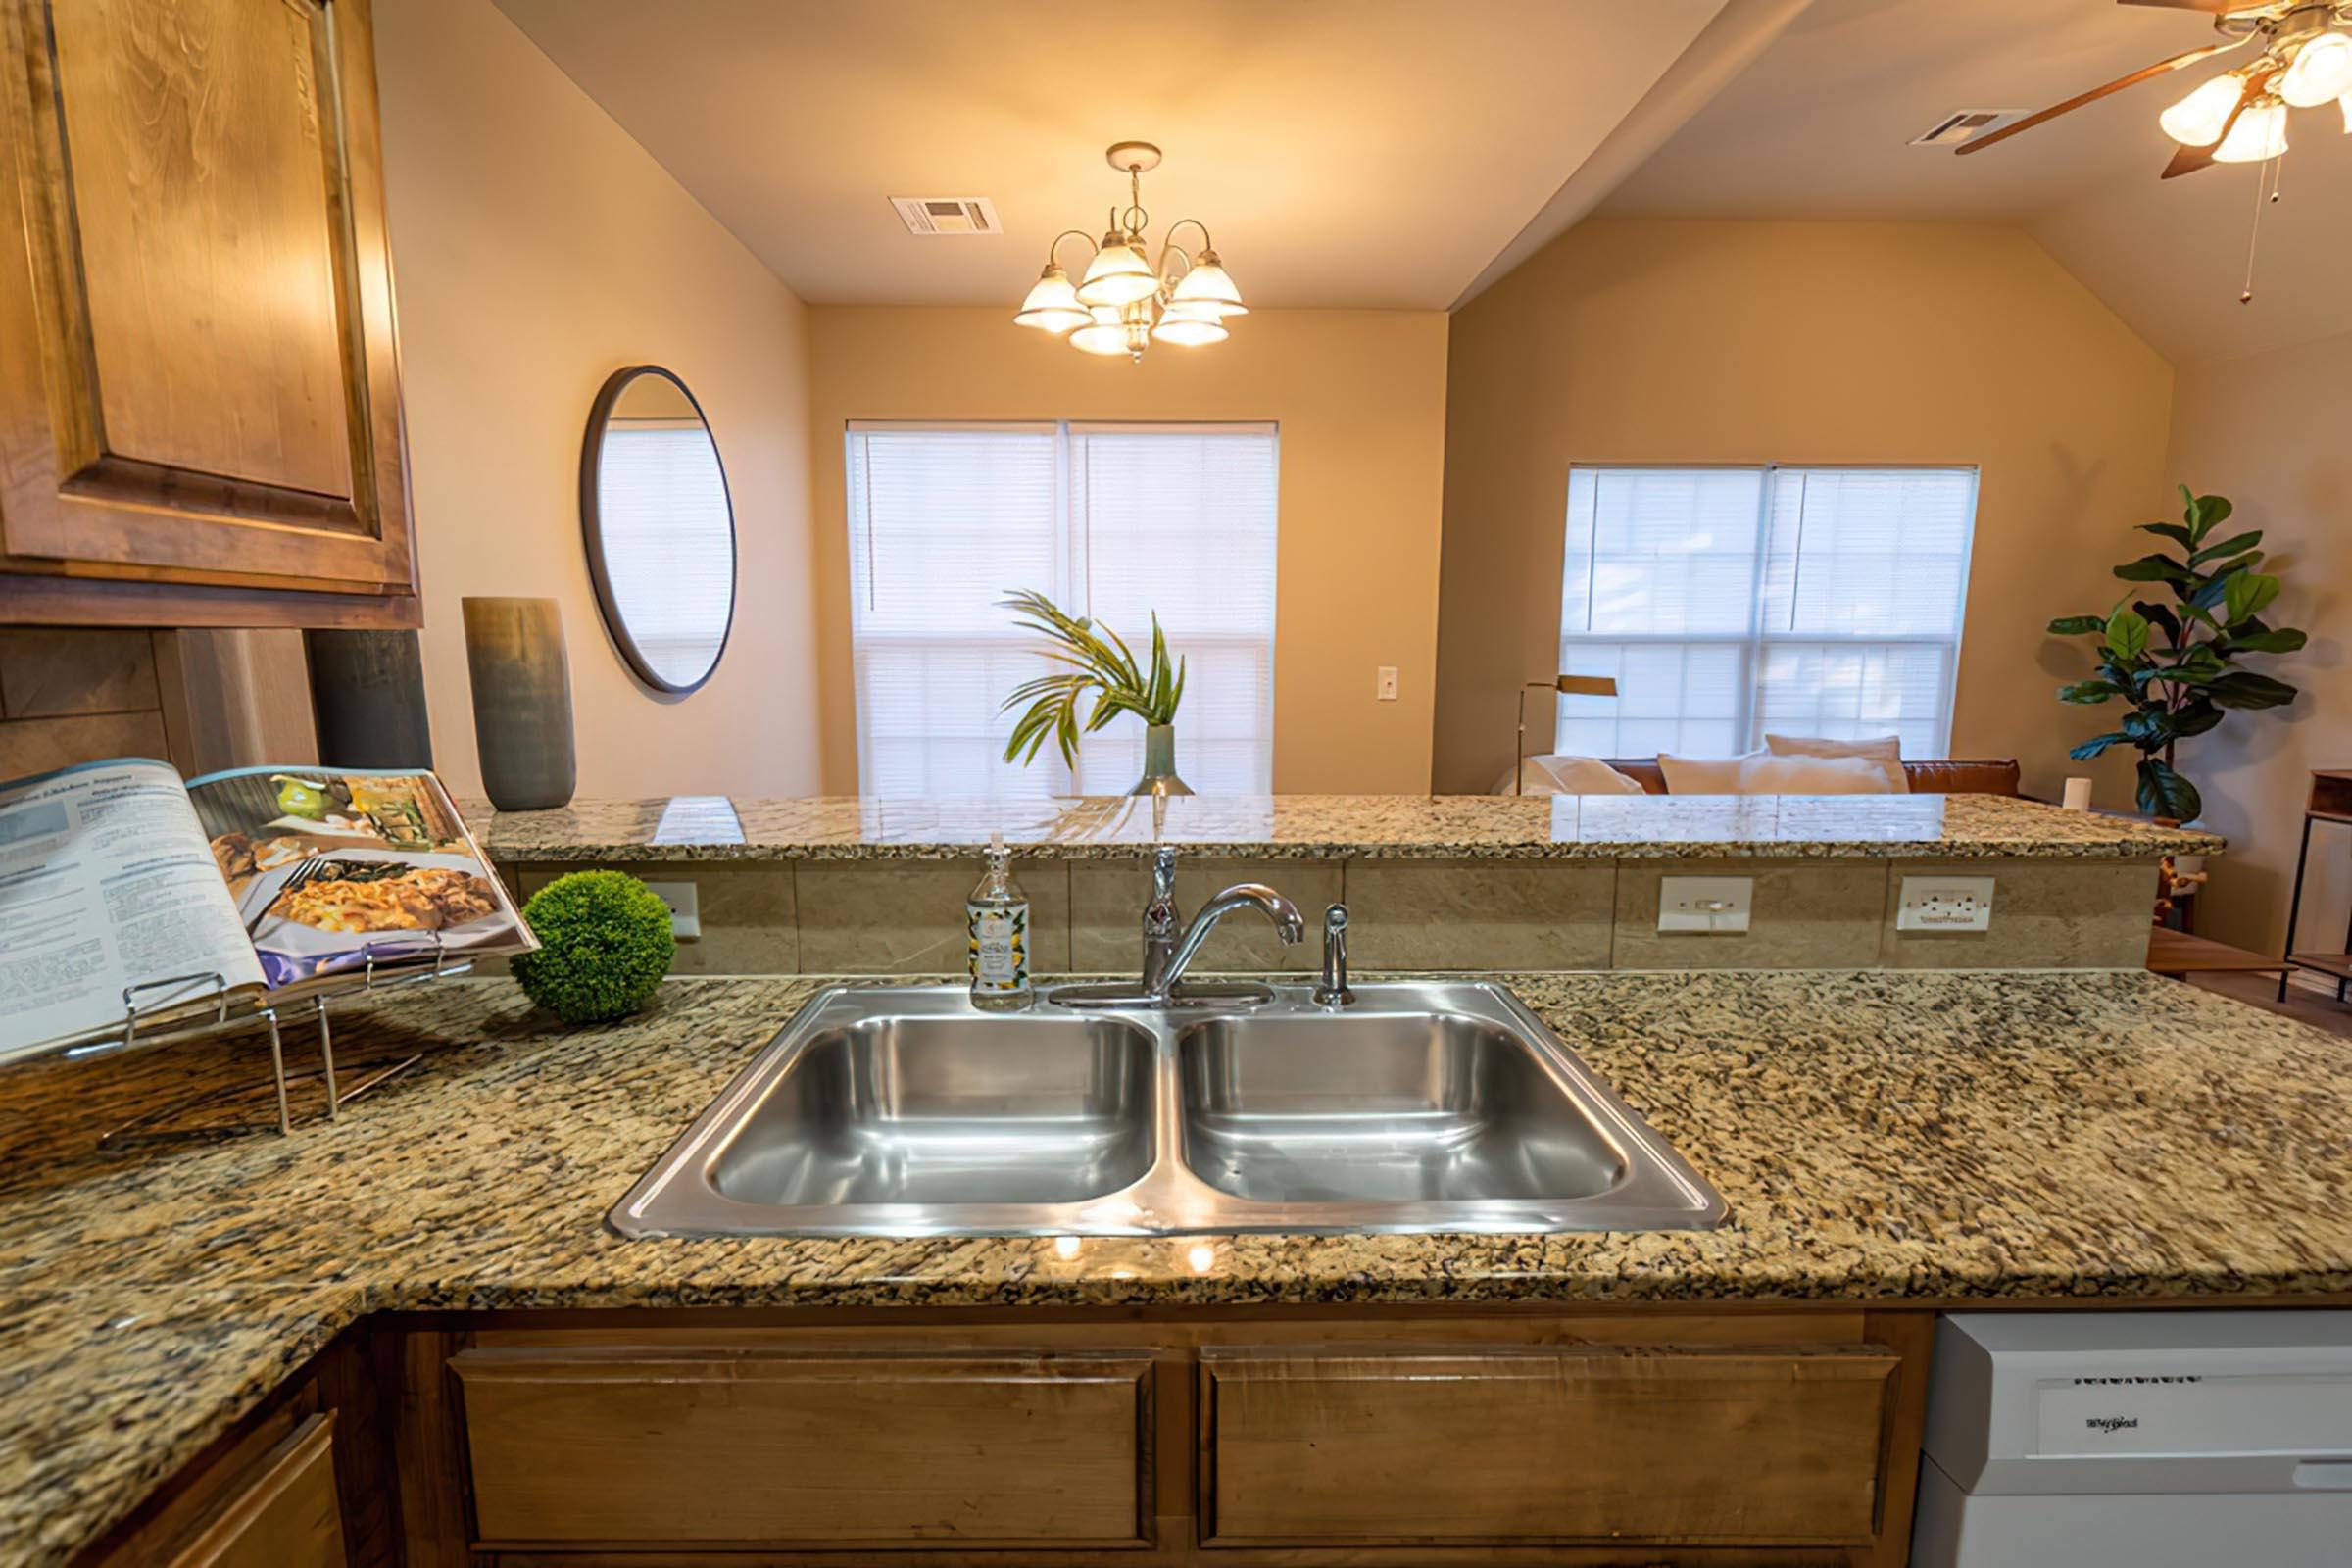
(1187, 1242), (1216, 1274)
(1054, 1235), (1082, 1260)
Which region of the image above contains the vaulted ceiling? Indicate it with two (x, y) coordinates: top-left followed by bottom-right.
(1603, 0), (2352, 364)
(492, 0), (1728, 310)
(496, 0), (2344, 365)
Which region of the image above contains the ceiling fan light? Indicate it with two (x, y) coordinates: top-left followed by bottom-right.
(2280, 31), (2352, 109)
(2159, 73), (2244, 146)
(1013, 266), (1089, 332)
(1075, 238), (1159, 307)
(1169, 249), (1249, 317)
(1151, 299), (1230, 346)
(2212, 98), (2288, 163)
(2341, 92), (2352, 132)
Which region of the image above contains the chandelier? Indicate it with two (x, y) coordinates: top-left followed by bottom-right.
(1011, 142), (1247, 363)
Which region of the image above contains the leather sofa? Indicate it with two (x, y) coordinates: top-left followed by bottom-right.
(1600, 759), (2023, 796)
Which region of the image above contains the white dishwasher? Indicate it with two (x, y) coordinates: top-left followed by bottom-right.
(1912, 1310), (2352, 1566)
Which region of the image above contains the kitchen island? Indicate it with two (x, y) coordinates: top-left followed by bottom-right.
(474, 794), (2223, 977)
(476, 791), (2220, 863)
(2, 966), (2345, 1567)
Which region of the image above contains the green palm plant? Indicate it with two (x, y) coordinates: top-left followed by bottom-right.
(997, 588), (1186, 769)
(2050, 485), (2304, 823)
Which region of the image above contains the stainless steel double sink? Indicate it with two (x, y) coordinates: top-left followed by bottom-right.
(610, 981), (1724, 1238)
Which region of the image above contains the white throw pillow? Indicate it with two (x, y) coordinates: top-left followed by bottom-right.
(1736, 753), (1897, 795)
(1655, 750), (1764, 794)
(1765, 732), (1908, 794)
(1491, 755), (1648, 797)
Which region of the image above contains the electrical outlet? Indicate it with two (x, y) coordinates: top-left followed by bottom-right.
(1658, 875), (1752, 934)
(1376, 665), (1399, 701)
(642, 880), (701, 941)
(1896, 875), (1995, 933)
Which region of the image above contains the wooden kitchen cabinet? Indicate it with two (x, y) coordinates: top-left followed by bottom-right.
(0, 0), (418, 628)
(91, 1409), (349, 1568)
(449, 1344), (1155, 1551)
(403, 1309), (1935, 1566)
(1200, 1342), (1899, 1548)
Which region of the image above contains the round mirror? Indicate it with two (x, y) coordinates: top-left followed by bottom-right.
(580, 365), (736, 694)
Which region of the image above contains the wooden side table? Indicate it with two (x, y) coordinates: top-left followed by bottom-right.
(2278, 769), (2352, 1003)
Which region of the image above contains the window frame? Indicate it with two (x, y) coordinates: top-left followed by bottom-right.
(1556, 462), (1980, 759)
(844, 418), (1280, 798)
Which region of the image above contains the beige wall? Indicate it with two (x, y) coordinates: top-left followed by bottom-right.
(806, 308), (1449, 795)
(1433, 219), (2177, 800)
(373, 0), (821, 801)
(2164, 332), (2351, 956)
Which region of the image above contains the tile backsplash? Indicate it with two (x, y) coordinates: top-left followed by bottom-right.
(0, 629), (170, 778)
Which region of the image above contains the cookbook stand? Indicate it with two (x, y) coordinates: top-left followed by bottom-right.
(66, 933), (473, 1148)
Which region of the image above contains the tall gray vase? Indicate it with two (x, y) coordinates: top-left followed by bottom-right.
(462, 597), (576, 810)
(1130, 723), (1195, 798)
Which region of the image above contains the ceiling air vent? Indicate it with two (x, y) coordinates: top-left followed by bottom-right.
(889, 196), (1002, 236)
(1911, 111), (2021, 148)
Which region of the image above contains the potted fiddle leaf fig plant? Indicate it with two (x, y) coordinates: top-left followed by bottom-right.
(998, 588), (1191, 796)
(2050, 485), (2304, 822)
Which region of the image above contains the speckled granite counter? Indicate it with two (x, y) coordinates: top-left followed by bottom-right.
(3, 969), (2343, 1565)
(477, 792), (2223, 864)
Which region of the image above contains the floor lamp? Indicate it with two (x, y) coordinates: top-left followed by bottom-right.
(1513, 675), (1619, 796)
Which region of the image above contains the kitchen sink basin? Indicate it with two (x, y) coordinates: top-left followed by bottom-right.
(707, 1013), (1155, 1208)
(1176, 1010), (1626, 1205)
(611, 982), (1723, 1239)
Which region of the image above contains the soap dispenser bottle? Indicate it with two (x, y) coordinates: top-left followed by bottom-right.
(966, 832), (1032, 1010)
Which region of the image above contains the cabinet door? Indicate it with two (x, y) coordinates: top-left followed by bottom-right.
(158, 1411), (347, 1568)
(1200, 1342), (1901, 1548)
(0, 0), (416, 625)
(450, 1345), (1154, 1550)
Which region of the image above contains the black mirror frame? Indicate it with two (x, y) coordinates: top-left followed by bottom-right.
(579, 364), (738, 696)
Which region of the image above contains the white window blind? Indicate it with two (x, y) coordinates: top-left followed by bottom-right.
(1557, 466), (1978, 760)
(847, 422), (1278, 798)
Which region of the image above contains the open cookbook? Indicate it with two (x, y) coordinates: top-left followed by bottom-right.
(0, 760), (535, 1063)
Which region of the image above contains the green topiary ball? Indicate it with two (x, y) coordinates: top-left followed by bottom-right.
(512, 870), (675, 1024)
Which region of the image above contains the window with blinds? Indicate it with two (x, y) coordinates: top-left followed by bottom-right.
(1556, 466), (1978, 759)
(846, 421), (1278, 798)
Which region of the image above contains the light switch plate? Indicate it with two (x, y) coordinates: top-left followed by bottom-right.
(1658, 875), (1752, 934)
(642, 880), (701, 941)
(1896, 874), (1995, 933)
(1376, 665), (1399, 701)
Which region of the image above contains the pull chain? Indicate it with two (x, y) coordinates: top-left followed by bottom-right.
(2238, 153), (2280, 305)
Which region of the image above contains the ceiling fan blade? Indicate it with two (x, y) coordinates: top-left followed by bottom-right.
(1954, 38), (2248, 155)
(2163, 141), (2216, 175)
(2162, 69), (2272, 177)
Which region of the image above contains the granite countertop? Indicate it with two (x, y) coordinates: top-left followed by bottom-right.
(477, 792), (2224, 864)
(3, 968), (2344, 1565)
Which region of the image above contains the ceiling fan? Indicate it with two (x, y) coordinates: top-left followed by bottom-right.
(1958, 1), (2352, 179)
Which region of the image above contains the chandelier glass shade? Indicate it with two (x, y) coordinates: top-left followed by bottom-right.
(1075, 238), (1158, 307)
(1012, 266), (1091, 333)
(1011, 143), (1247, 362)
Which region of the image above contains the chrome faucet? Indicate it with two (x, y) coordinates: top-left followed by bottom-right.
(1140, 848), (1181, 995)
(1313, 903), (1354, 1007)
(1157, 882), (1305, 999)
(1049, 849), (1302, 1008)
